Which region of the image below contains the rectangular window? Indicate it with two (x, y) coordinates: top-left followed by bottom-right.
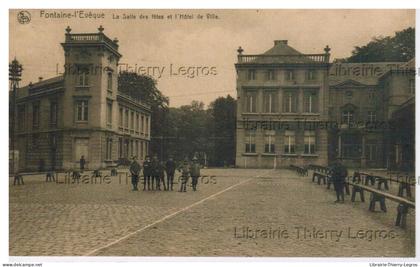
(118, 137), (123, 158)
(130, 111), (134, 130)
(283, 91), (297, 113)
(135, 113), (140, 133)
(306, 70), (316, 81)
(75, 100), (88, 122)
(264, 131), (275, 153)
(107, 102), (112, 126)
(263, 91), (277, 113)
(266, 70), (275, 80)
(107, 72), (113, 91)
(50, 102), (58, 127)
(118, 107), (123, 127)
(141, 115), (145, 134)
(284, 131), (295, 154)
(365, 143), (377, 161)
(106, 138), (112, 160)
(245, 130), (256, 153)
(32, 102), (40, 129)
(17, 105), (26, 131)
(135, 140), (139, 157)
(304, 91), (318, 113)
(304, 131), (316, 154)
(78, 69), (89, 86)
(145, 117), (149, 136)
(247, 69), (256, 80)
(367, 111), (376, 123)
(342, 111), (354, 125)
(124, 109), (129, 128)
(286, 70), (294, 81)
(245, 91), (257, 113)
(409, 79), (415, 94)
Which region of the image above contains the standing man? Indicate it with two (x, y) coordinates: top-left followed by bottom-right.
(79, 155), (86, 173)
(129, 156), (141, 191)
(330, 159), (348, 203)
(190, 156), (201, 191)
(151, 155), (159, 190)
(156, 161), (167, 191)
(165, 156), (176, 191)
(143, 156), (152, 191)
(179, 157), (190, 192)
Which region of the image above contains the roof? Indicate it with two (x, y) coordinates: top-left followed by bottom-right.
(25, 76), (64, 89)
(16, 76), (64, 98)
(241, 40), (324, 64)
(262, 40), (303, 56)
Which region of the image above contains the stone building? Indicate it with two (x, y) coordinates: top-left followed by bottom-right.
(235, 40), (331, 168)
(235, 40), (415, 170)
(12, 26), (151, 172)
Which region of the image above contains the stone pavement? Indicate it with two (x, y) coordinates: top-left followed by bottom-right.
(9, 168), (415, 257)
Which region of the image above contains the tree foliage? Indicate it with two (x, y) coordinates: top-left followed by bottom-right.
(345, 27), (414, 62)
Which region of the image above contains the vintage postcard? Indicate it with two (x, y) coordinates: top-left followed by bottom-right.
(8, 9), (416, 260)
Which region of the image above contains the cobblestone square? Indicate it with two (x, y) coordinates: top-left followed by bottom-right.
(9, 168), (415, 257)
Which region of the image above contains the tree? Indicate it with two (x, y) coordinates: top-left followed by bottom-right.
(207, 95), (236, 166)
(345, 27), (414, 62)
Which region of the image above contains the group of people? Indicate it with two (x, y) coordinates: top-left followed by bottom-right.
(129, 155), (201, 193)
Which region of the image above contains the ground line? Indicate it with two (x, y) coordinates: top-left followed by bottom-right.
(84, 170), (272, 256)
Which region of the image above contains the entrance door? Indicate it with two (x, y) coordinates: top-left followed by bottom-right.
(74, 138), (89, 166)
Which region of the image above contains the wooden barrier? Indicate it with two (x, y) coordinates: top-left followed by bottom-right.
(347, 181), (415, 228)
(289, 165), (308, 176)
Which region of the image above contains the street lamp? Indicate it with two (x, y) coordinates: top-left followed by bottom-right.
(9, 58), (23, 175)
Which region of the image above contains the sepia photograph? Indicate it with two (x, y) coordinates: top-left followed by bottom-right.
(7, 8), (417, 261)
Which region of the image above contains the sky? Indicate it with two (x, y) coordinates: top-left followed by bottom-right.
(9, 9), (415, 107)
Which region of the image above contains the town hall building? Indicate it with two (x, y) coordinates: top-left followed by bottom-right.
(235, 40), (414, 171)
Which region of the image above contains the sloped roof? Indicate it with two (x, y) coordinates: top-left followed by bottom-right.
(262, 40), (303, 56)
(248, 40), (318, 64)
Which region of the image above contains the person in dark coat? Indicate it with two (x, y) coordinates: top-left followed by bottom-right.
(143, 156), (152, 190)
(165, 156), (176, 191)
(190, 157), (201, 191)
(330, 159), (348, 203)
(156, 161), (167, 191)
(79, 155), (86, 173)
(151, 155), (159, 190)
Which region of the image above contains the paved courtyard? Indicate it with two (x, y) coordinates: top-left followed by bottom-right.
(9, 168), (415, 257)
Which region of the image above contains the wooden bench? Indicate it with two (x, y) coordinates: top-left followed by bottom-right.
(347, 181), (415, 228)
(308, 164), (329, 174)
(386, 176), (415, 198)
(289, 165), (308, 176)
(312, 171), (327, 185)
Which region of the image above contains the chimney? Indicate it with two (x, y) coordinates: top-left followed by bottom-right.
(38, 77), (43, 82)
(274, 40), (288, 45)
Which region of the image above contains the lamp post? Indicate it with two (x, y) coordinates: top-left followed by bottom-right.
(9, 58), (23, 175)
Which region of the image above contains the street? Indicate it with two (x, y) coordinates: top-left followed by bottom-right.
(9, 168), (415, 257)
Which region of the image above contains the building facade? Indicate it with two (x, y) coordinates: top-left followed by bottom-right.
(235, 40), (331, 168)
(12, 26), (151, 172)
(235, 40), (415, 170)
